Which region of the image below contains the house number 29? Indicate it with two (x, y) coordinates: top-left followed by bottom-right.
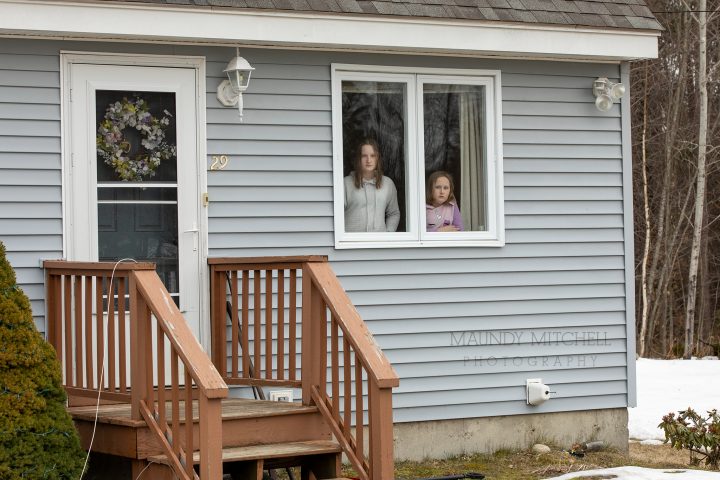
(210, 155), (229, 170)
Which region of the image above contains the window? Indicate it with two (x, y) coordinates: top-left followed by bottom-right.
(332, 65), (504, 248)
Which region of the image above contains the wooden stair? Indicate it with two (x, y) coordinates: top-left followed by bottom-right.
(69, 398), (342, 479)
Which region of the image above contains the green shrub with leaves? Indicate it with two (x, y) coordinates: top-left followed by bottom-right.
(659, 407), (720, 469)
(0, 242), (85, 479)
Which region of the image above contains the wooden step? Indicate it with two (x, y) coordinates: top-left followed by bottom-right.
(148, 440), (342, 465)
(147, 440), (343, 480)
(68, 398), (333, 458)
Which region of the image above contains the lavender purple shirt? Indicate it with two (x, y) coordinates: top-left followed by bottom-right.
(426, 201), (464, 232)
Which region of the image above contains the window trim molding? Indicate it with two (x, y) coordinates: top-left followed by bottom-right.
(331, 63), (505, 249)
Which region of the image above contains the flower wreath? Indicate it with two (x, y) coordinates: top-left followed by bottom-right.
(96, 97), (176, 182)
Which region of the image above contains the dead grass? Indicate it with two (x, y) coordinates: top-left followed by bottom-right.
(348, 442), (719, 480)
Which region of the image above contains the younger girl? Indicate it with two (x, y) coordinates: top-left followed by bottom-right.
(426, 171), (463, 232)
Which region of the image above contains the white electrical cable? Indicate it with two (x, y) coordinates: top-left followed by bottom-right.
(79, 258), (138, 479)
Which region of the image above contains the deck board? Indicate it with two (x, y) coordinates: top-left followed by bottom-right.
(68, 398), (317, 427)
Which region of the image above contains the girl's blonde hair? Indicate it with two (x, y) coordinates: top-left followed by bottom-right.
(426, 170), (456, 205)
(353, 139), (384, 189)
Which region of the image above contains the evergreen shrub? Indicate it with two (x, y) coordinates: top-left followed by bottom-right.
(0, 242), (85, 479)
(660, 407), (720, 469)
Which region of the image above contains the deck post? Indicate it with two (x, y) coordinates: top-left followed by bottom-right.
(199, 395), (223, 479)
(369, 382), (395, 480)
(129, 272), (146, 420)
(301, 265), (318, 406)
(210, 267), (227, 377)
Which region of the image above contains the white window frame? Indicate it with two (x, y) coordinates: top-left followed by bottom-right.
(332, 64), (504, 249)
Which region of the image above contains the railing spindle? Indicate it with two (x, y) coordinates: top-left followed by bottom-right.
(254, 270), (261, 378)
(171, 349), (181, 458)
(277, 269), (285, 380)
(157, 322), (166, 426)
(107, 278), (116, 393)
(84, 276), (93, 389)
(63, 275), (72, 384)
(118, 276), (127, 393)
(241, 271), (250, 377)
(265, 270), (272, 379)
(343, 338), (352, 435)
(74, 276), (83, 389)
(331, 318), (340, 420)
(95, 276), (104, 390)
(355, 361), (363, 460)
(289, 268), (297, 381)
(184, 370), (193, 477)
(231, 271), (239, 377)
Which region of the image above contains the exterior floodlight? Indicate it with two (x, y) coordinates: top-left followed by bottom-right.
(217, 49), (255, 120)
(593, 77), (625, 112)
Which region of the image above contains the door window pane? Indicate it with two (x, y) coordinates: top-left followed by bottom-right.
(96, 90), (179, 304)
(423, 83), (487, 232)
(341, 80), (407, 233)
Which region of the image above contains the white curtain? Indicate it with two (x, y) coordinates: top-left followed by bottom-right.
(460, 92), (486, 231)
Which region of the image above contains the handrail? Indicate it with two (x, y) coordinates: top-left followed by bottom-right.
(304, 262), (399, 389)
(302, 261), (398, 480)
(44, 261), (227, 479)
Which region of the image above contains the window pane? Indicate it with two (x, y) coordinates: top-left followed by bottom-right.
(341, 80), (407, 233)
(423, 83), (487, 232)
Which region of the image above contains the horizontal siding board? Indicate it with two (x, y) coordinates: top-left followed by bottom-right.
(210, 186), (332, 202)
(0, 169), (61, 186)
(505, 228), (623, 243)
(393, 352), (628, 378)
(208, 171), (332, 187)
(505, 186), (623, 201)
(504, 129), (621, 145)
(0, 86), (59, 104)
(504, 144), (622, 158)
(0, 54), (59, 71)
(505, 214), (624, 229)
(210, 201), (333, 217)
(0, 185), (61, 202)
(348, 283), (625, 305)
(6, 251), (61, 268)
(502, 87), (595, 103)
(207, 124), (331, 141)
(206, 62), (330, 81)
(0, 119), (61, 136)
(505, 200), (623, 215)
(0, 203), (62, 218)
(0, 103), (60, 120)
(505, 172), (622, 187)
(503, 101), (618, 117)
(209, 216), (332, 232)
(0, 153), (61, 169)
(0, 70), (60, 88)
(504, 159), (622, 173)
(384, 339), (627, 364)
(0, 218), (62, 235)
(208, 109), (331, 125)
(0, 136), (60, 153)
(0, 235), (62, 251)
(501, 74), (606, 89)
(377, 325), (627, 351)
(366, 311), (627, 335)
(354, 297), (626, 321)
(206, 156), (331, 171)
(340, 269), (625, 290)
(209, 78), (329, 96)
(206, 140), (331, 156)
(503, 115), (620, 131)
(392, 381), (627, 408)
(392, 395), (628, 422)
(209, 94), (331, 111)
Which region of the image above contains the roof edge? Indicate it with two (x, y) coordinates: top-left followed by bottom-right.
(0, 0), (660, 61)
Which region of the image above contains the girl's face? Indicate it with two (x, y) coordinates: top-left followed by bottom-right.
(359, 144), (378, 178)
(432, 176), (451, 206)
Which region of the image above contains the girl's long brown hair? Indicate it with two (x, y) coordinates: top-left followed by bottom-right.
(426, 170), (456, 205)
(353, 139), (384, 189)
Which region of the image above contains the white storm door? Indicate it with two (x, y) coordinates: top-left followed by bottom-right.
(67, 63), (202, 338)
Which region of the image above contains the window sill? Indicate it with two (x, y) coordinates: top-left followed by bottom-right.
(333, 238), (505, 249)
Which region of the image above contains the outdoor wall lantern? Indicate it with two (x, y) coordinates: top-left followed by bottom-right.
(592, 77), (626, 112)
(217, 49), (255, 120)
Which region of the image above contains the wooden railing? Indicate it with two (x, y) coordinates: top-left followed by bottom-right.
(45, 261), (228, 480)
(209, 257), (399, 480)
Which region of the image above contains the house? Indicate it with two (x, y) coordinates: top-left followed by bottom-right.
(0, 0), (661, 477)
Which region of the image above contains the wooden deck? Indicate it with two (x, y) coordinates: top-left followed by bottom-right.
(48, 258), (398, 479)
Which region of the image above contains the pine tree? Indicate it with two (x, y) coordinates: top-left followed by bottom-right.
(0, 242), (85, 479)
